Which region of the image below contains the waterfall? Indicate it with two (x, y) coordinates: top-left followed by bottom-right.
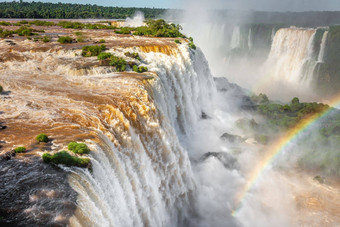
(265, 27), (319, 85)
(248, 28), (252, 50)
(317, 31), (329, 62)
(65, 45), (216, 227)
(230, 26), (241, 49)
(0, 41), (216, 226)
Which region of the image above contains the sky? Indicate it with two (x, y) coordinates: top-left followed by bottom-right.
(1, 0), (340, 11)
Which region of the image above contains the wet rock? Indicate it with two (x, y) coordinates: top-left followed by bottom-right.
(0, 156), (77, 226)
(201, 111), (209, 119)
(99, 59), (111, 66)
(2, 150), (15, 160)
(199, 152), (239, 169)
(220, 132), (245, 143)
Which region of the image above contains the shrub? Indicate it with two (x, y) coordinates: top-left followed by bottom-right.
(0, 21), (12, 26)
(133, 19), (185, 38)
(133, 65), (148, 73)
(124, 52), (141, 61)
(14, 146), (26, 153)
(74, 31), (83, 36)
(0, 85), (3, 93)
(58, 36), (73, 44)
(42, 36), (51, 42)
(76, 37), (84, 42)
(97, 52), (113, 60)
(109, 55), (126, 72)
(36, 133), (49, 143)
(188, 37), (193, 42)
(0, 29), (14, 38)
(174, 39), (181, 44)
(42, 151), (91, 168)
(189, 42), (196, 50)
(15, 26), (35, 36)
(68, 142), (90, 154)
(99, 39), (106, 43)
(114, 27), (133, 34)
(81, 44), (106, 57)
(28, 20), (55, 26)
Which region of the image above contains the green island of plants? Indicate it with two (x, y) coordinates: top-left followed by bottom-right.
(124, 52), (141, 61)
(36, 133), (49, 143)
(256, 97), (329, 129)
(68, 142), (90, 154)
(133, 65), (148, 73)
(0, 85), (3, 93)
(14, 146), (26, 153)
(132, 19), (185, 38)
(82, 44), (106, 57)
(109, 55), (127, 72)
(42, 151), (91, 168)
(58, 36), (73, 44)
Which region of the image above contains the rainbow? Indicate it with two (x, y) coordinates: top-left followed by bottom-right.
(231, 94), (340, 216)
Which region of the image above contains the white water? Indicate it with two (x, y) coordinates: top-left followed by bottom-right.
(66, 45), (221, 226)
(318, 31), (328, 62)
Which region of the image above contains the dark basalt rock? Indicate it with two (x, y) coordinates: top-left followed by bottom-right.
(0, 156), (77, 226)
(201, 111), (210, 119)
(199, 152), (239, 170)
(220, 132), (245, 143)
(2, 150), (15, 160)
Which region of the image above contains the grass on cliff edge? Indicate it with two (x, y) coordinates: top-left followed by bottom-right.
(42, 151), (90, 168)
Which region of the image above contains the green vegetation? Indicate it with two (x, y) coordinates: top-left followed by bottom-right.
(97, 52), (113, 60)
(251, 93), (269, 104)
(99, 39), (106, 43)
(0, 21), (11, 26)
(133, 65), (148, 73)
(42, 151), (90, 168)
(15, 26), (36, 36)
(133, 19), (185, 38)
(0, 2), (165, 19)
(14, 146), (26, 153)
(0, 26), (41, 37)
(114, 27), (133, 34)
(57, 36), (73, 44)
(0, 28), (14, 38)
(42, 36), (51, 42)
(82, 44), (106, 57)
(58, 21), (116, 30)
(0, 85), (3, 93)
(189, 42), (196, 50)
(124, 52), (141, 61)
(174, 39), (181, 44)
(188, 37), (193, 42)
(68, 142), (90, 154)
(36, 133), (49, 143)
(109, 55), (127, 72)
(257, 97), (329, 129)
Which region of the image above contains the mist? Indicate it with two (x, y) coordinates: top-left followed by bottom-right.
(161, 0), (340, 226)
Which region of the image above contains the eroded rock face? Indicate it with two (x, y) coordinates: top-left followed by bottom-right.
(220, 132), (245, 144)
(199, 152), (239, 170)
(0, 156), (77, 226)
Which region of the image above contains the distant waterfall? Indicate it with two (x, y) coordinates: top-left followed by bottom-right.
(265, 27), (322, 86)
(317, 31), (328, 62)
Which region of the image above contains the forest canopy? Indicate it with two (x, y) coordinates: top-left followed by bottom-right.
(0, 1), (166, 19)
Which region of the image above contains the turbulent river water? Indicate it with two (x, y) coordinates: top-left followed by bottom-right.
(1, 26), (340, 227)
